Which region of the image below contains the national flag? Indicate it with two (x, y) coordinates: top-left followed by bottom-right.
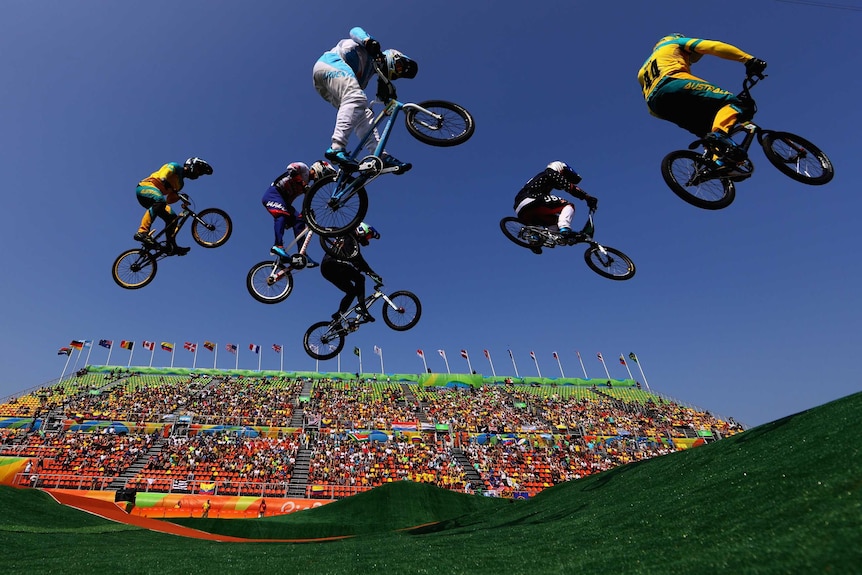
(629, 352), (639, 363)
(353, 346), (360, 356)
(57, 347), (71, 356)
(226, 344), (237, 354)
(391, 421), (417, 432)
(272, 344), (282, 353)
(530, 351), (536, 360)
(120, 340), (134, 350)
(184, 342), (197, 352)
(98, 339), (112, 349)
(82, 340), (93, 349)
(373, 345), (382, 356)
(597, 352), (604, 362)
(204, 341), (215, 352)
(416, 349), (424, 358)
(171, 479), (189, 491)
(619, 355), (626, 365)
(161, 342), (174, 352)
(553, 352), (559, 360)
(483, 349), (490, 359)
(437, 349), (446, 359)
(460, 349), (468, 359)
(142, 341), (155, 351)
(249, 344), (260, 354)
(70, 340), (84, 350)
(199, 482), (216, 495)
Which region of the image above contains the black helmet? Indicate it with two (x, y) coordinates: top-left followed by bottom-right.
(184, 157), (213, 179)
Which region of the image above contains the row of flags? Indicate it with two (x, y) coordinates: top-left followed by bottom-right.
(55, 340), (649, 389)
(58, 340), (285, 355)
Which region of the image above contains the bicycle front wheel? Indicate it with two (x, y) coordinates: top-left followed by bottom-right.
(112, 249), (157, 289)
(246, 261), (294, 304)
(302, 174), (368, 237)
(584, 245), (636, 281)
(405, 100), (475, 147)
(319, 233), (360, 260)
(761, 131), (834, 185)
(381, 290), (422, 331)
(661, 150), (736, 210)
(304, 321), (345, 360)
(192, 208), (233, 248)
(500, 217), (541, 249)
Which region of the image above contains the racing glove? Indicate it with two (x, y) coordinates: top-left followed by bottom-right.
(745, 58), (767, 77)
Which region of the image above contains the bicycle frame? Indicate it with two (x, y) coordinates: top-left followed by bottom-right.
(328, 98), (438, 204)
(259, 226), (316, 282)
(329, 287), (402, 332)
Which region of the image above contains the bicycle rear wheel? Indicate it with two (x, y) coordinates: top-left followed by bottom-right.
(112, 249), (157, 289)
(381, 290), (422, 331)
(192, 208), (233, 247)
(319, 233), (360, 260)
(302, 174), (368, 237)
(661, 150), (736, 210)
(761, 131), (834, 185)
(500, 217), (542, 249)
(303, 321), (345, 360)
(584, 245), (636, 281)
(246, 261), (294, 304)
(405, 100), (475, 147)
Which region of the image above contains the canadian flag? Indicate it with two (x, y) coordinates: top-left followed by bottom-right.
(142, 341), (155, 351)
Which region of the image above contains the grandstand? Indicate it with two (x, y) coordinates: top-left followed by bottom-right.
(0, 364), (742, 514)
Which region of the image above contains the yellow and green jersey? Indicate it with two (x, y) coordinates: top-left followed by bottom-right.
(638, 36), (753, 101)
(138, 162), (184, 203)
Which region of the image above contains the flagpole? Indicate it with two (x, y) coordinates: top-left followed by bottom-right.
(576, 351), (588, 378)
(337, 352), (341, 372)
(531, 353), (542, 378)
(149, 344), (154, 368)
(72, 346), (82, 371)
(598, 354), (611, 380)
(193, 345), (198, 369)
(105, 342), (113, 366)
(507, 349), (519, 378)
(554, 352), (565, 377)
(171, 343), (176, 368)
(418, 351), (428, 373)
(438, 350), (450, 374)
(214, 344), (218, 370)
(631, 353), (651, 391)
(378, 348), (384, 374)
(128, 344), (134, 368)
(358, 349), (362, 374)
(59, 350), (72, 382)
(484, 350), (496, 377)
(461, 351), (473, 374)
(280, 346), (284, 373)
(620, 353), (635, 381)
(235, 346), (239, 370)
(258, 348), (262, 372)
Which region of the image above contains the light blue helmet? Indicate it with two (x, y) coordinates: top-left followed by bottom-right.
(382, 49), (418, 80)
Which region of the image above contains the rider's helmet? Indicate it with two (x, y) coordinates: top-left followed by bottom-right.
(287, 162), (311, 186)
(355, 222), (381, 246)
(309, 160), (336, 182)
(547, 161), (582, 185)
(381, 49), (418, 81)
(183, 157), (213, 180)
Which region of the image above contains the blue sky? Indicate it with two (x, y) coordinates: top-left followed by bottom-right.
(0, 0), (859, 427)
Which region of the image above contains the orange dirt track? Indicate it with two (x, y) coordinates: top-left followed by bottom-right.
(45, 489), (351, 543)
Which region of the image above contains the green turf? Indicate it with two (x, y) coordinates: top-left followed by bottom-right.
(1, 391), (860, 574)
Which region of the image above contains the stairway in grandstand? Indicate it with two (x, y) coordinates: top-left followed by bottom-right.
(400, 383), (432, 425)
(286, 447), (312, 498)
(106, 437), (166, 491)
(450, 448), (486, 491)
(289, 378), (315, 427)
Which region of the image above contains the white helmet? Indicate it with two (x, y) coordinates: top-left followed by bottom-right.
(286, 162), (311, 185)
(547, 161), (582, 185)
